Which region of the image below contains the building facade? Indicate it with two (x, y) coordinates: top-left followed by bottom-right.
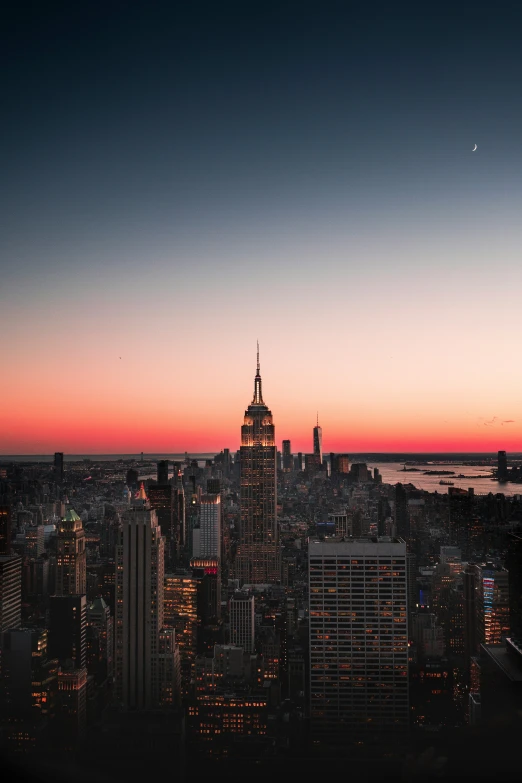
(114, 507), (165, 709)
(198, 494), (221, 560)
(55, 508), (86, 596)
(235, 348), (280, 584)
(0, 555), (22, 632)
(229, 592), (255, 654)
(309, 537), (409, 740)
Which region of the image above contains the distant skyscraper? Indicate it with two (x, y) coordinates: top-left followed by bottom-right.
(235, 346), (280, 584)
(115, 507), (165, 709)
(148, 482), (176, 568)
(309, 537), (409, 739)
(229, 592), (255, 653)
(54, 452), (64, 484)
(56, 507), (86, 596)
(0, 555), (22, 631)
(313, 414), (322, 463)
(498, 450), (508, 481)
(199, 493), (221, 560)
(157, 460), (169, 485)
(282, 440), (293, 472)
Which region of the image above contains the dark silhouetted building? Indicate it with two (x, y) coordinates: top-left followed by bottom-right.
(313, 415), (322, 463)
(498, 450), (508, 481)
(282, 440), (292, 472)
(0, 555), (22, 632)
(0, 506), (11, 556)
(48, 594), (87, 669)
(54, 452), (64, 484)
(157, 460), (169, 485)
(115, 507), (170, 709)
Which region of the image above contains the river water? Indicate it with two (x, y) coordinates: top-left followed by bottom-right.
(367, 462), (520, 496)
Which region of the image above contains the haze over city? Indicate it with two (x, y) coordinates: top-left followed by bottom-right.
(2, 1), (521, 454)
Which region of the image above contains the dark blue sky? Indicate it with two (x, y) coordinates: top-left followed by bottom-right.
(3, 0), (522, 260)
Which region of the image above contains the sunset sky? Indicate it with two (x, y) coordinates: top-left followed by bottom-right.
(1, 1), (522, 454)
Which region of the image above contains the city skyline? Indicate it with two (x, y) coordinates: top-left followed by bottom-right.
(2, 2), (521, 454)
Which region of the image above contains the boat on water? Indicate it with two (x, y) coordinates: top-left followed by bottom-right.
(439, 480), (454, 486)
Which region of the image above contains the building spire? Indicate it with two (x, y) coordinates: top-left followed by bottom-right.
(252, 341), (263, 404)
(317, 411), (319, 427)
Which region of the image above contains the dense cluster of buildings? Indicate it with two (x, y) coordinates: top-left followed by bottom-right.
(1, 354), (522, 779)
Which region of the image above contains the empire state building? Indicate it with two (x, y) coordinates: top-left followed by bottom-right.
(235, 347), (280, 584)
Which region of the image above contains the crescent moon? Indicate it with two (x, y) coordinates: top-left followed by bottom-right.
(472, 144), (477, 151)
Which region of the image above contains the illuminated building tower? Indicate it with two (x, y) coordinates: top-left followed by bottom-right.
(229, 592), (255, 653)
(48, 594), (87, 669)
(235, 346), (280, 584)
(56, 507), (86, 596)
(507, 532), (522, 649)
(164, 572), (199, 691)
(0, 506), (11, 556)
(0, 555), (22, 631)
(157, 460), (169, 485)
(498, 450), (508, 481)
(313, 413), (322, 464)
(309, 537), (409, 740)
(114, 507), (165, 709)
(191, 557), (221, 623)
(54, 452), (64, 484)
(198, 494), (221, 560)
(475, 564), (510, 646)
(282, 440), (293, 472)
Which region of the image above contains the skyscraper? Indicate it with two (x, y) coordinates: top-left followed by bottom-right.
(198, 493), (221, 560)
(54, 452), (64, 484)
(148, 482), (176, 569)
(313, 414), (322, 463)
(498, 450), (508, 481)
(157, 460), (169, 485)
(282, 440), (293, 472)
(235, 346), (280, 584)
(308, 537), (409, 740)
(0, 555), (22, 631)
(115, 507), (165, 709)
(229, 592), (255, 653)
(48, 594), (87, 669)
(56, 507), (86, 596)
